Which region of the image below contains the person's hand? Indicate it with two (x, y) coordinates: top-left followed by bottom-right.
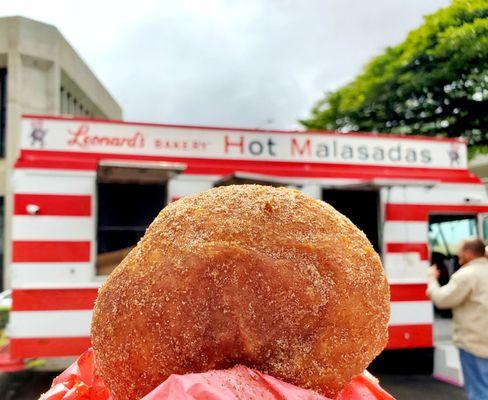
(428, 265), (440, 280)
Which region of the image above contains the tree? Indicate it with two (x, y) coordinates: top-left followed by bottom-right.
(300, 0), (488, 155)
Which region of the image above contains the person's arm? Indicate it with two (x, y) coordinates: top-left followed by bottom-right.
(426, 269), (472, 309)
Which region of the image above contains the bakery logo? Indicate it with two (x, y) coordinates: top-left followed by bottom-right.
(67, 124), (206, 151)
(68, 124), (145, 149)
(448, 143), (460, 166)
(30, 121), (48, 148)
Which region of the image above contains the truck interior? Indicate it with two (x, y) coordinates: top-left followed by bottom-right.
(96, 161), (185, 275)
(322, 188), (381, 253)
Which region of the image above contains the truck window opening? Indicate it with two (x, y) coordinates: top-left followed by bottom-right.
(96, 181), (167, 275)
(322, 189), (381, 254)
(428, 214), (477, 258)
(428, 214), (477, 319)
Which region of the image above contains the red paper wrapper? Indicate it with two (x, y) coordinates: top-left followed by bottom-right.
(40, 348), (395, 400)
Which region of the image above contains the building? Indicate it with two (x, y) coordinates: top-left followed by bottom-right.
(469, 155), (488, 189)
(0, 16), (122, 288)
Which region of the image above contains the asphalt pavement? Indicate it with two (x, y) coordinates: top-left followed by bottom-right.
(0, 371), (467, 400)
(378, 374), (466, 400)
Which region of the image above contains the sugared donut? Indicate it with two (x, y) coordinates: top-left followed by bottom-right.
(91, 185), (390, 399)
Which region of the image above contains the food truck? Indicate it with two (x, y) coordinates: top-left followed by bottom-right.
(2, 114), (487, 379)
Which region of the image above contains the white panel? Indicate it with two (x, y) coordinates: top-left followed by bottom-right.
(8, 304), (431, 336)
(8, 310), (92, 338)
(168, 178), (213, 199)
(390, 301), (433, 326)
(387, 183), (488, 205)
(12, 216), (94, 240)
(383, 221), (428, 243)
(13, 169), (95, 195)
(384, 253), (429, 284)
(10, 263), (94, 287)
(10, 281), (102, 290)
(299, 185), (321, 199)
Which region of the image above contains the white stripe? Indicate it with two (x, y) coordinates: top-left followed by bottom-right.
(10, 281), (103, 289)
(383, 253), (429, 284)
(386, 183), (488, 205)
(390, 301), (433, 326)
(8, 310), (92, 338)
(10, 263), (94, 287)
(383, 221), (427, 243)
(12, 216), (94, 241)
(13, 169), (95, 195)
(8, 303), (431, 337)
(168, 179), (214, 198)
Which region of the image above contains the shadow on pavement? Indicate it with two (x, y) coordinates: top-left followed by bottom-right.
(0, 371), (57, 400)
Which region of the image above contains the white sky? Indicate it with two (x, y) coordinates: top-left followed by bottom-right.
(1, 0), (450, 129)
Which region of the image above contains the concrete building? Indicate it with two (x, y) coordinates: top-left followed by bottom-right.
(0, 16), (122, 288)
(469, 155), (488, 189)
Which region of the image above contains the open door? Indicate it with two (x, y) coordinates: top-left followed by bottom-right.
(429, 213), (477, 386)
(96, 160), (185, 275)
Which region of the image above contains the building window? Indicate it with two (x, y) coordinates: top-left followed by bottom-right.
(60, 84), (92, 118)
(60, 86), (66, 114)
(0, 68), (6, 157)
(66, 92), (72, 114)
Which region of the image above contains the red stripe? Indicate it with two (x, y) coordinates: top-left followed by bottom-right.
(12, 288), (98, 311)
(386, 324), (433, 349)
(10, 285), (427, 311)
(16, 149), (480, 184)
(12, 241), (91, 262)
(10, 327), (433, 358)
(9, 285), (428, 313)
(386, 203), (488, 221)
(390, 284), (429, 301)
(386, 243), (429, 260)
(14, 194), (91, 216)
(10, 337), (91, 358)
(22, 114), (465, 142)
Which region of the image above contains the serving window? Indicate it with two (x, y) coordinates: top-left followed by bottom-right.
(322, 188), (381, 254)
(96, 160), (185, 275)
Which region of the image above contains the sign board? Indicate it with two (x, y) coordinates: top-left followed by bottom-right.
(22, 117), (468, 170)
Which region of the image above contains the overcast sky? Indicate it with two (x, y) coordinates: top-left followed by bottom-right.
(2, 0), (450, 129)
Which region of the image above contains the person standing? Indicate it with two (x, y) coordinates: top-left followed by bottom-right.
(427, 237), (488, 399)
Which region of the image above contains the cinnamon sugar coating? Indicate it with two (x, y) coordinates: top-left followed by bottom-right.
(91, 185), (390, 399)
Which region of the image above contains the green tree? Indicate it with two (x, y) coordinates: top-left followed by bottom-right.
(301, 0), (488, 155)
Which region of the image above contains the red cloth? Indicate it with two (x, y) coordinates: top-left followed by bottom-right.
(40, 348), (395, 400)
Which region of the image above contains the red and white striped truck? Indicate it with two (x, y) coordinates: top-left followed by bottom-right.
(2, 114), (487, 376)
